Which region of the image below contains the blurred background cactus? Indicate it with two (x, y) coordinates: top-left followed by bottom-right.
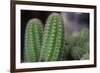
(21, 10), (90, 62)
(63, 28), (89, 60)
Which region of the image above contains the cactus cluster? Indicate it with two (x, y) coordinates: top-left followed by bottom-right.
(24, 13), (64, 62)
(23, 12), (89, 62)
(63, 28), (89, 60)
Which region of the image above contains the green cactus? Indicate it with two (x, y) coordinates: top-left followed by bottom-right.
(23, 12), (89, 62)
(24, 18), (43, 62)
(63, 28), (89, 60)
(81, 52), (89, 60)
(71, 47), (82, 60)
(63, 42), (74, 60)
(79, 28), (89, 55)
(40, 13), (64, 61)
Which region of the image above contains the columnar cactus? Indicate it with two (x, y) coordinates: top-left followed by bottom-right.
(24, 18), (43, 62)
(40, 13), (64, 61)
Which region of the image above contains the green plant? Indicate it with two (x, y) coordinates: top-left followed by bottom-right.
(23, 12), (89, 62)
(40, 13), (64, 61)
(71, 47), (82, 60)
(81, 52), (89, 60)
(24, 18), (43, 62)
(64, 28), (89, 60)
(79, 28), (89, 55)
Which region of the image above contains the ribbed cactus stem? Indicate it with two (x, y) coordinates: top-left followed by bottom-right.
(24, 18), (43, 62)
(41, 13), (64, 61)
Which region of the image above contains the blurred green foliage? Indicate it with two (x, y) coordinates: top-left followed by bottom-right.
(62, 28), (89, 60)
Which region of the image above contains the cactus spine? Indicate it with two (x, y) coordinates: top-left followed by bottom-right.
(41, 13), (64, 61)
(24, 18), (43, 62)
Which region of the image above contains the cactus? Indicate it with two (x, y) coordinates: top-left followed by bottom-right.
(63, 42), (73, 60)
(23, 12), (89, 62)
(81, 52), (89, 60)
(40, 13), (64, 61)
(64, 28), (89, 60)
(79, 28), (89, 55)
(71, 47), (82, 60)
(24, 18), (43, 62)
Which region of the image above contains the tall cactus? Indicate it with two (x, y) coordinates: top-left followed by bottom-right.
(40, 13), (64, 61)
(24, 18), (43, 62)
(71, 47), (82, 60)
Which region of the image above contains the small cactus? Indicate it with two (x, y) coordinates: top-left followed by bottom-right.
(24, 18), (43, 62)
(63, 42), (73, 60)
(64, 28), (89, 60)
(40, 13), (64, 61)
(81, 52), (89, 60)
